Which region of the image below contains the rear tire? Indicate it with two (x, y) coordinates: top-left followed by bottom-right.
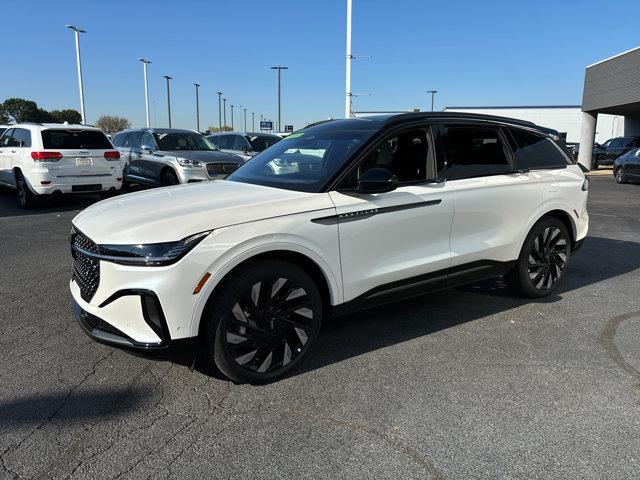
(615, 168), (627, 184)
(203, 259), (322, 384)
(505, 217), (571, 298)
(592, 160), (599, 170)
(160, 169), (179, 186)
(15, 171), (38, 209)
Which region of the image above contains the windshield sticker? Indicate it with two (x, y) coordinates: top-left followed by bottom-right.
(284, 133), (304, 140)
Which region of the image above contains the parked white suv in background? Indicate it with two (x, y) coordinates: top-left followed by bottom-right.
(0, 123), (122, 208)
(70, 113), (589, 383)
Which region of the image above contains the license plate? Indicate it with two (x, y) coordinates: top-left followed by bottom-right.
(76, 158), (93, 166)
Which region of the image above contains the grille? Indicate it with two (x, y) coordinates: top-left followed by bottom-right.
(207, 163), (239, 176)
(71, 230), (100, 302)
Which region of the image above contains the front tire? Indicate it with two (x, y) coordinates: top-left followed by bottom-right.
(160, 169), (179, 186)
(505, 217), (571, 298)
(615, 168), (627, 184)
(16, 171), (38, 209)
(204, 260), (322, 383)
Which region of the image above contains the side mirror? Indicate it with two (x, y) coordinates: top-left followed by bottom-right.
(141, 144), (154, 153)
(358, 167), (398, 193)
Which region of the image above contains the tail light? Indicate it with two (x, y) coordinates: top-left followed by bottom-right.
(104, 151), (121, 160)
(31, 151), (63, 161)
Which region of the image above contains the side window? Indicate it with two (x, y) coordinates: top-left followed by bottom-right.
(113, 133), (127, 147)
(207, 136), (220, 148)
(342, 128), (431, 188)
(610, 138), (623, 148)
(141, 131), (157, 149)
(217, 135), (235, 150)
(12, 128), (32, 148)
(125, 131), (143, 148)
(0, 129), (16, 147)
(444, 126), (511, 180)
(234, 135), (250, 151)
(509, 128), (571, 170)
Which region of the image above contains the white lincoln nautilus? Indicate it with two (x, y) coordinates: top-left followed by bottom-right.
(70, 113), (589, 383)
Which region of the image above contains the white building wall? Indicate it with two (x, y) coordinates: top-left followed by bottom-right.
(443, 106), (623, 144)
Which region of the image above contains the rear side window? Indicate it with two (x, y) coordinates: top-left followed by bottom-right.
(12, 128), (31, 148)
(124, 131), (143, 148)
(42, 130), (112, 149)
(216, 135), (235, 150)
(233, 135), (251, 150)
(509, 128), (571, 170)
(112, 133), (127, 147)
(444, 126), (511, 180)
(0, 129), (16, 147)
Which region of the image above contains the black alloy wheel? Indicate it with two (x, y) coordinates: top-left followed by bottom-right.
(526, 226), (568, 291)
(206, 260), (322, 383)
(160, 169), (179, 186)
(615, 168), (626, 184)
(505, 217), (571, 298)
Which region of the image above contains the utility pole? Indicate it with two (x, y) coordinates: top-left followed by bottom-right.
(139, 58), (152, 127)
(223, 98), (227, 129)
(345, 0), (352, 118)
(217, 92), (223, 131)
(66, 25), (87, 124)
(163, 76), (172, 128)
(194, 83), (200, 132)
(243, 108), (247, 132)
(270, 66), (288, 132)
(230, 104), (234, 130)
(427, 90), (438, 112)
(252, 112), (255, 131)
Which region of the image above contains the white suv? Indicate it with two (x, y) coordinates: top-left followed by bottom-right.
(70, 113), (589, 383)
(0, 123), (123, 208)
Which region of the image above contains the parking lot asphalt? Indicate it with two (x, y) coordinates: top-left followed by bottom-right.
(0, 174), (639, 479)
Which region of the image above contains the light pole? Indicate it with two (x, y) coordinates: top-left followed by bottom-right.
(427, 90), (437, 112)
(230, 104), (234, 130)
(243, 108), (247, 132)
(252, 112), (255, 131)
(163, 76), (172, 128)
(66, 25), (87, 124)
(194, 83), (201, 132)
(223, 98), (227, 129)
(217, 92), (223, 131)
(139, 58), (152, 127)
(270, 66), (288, 132)
(345, 0), (352, 118)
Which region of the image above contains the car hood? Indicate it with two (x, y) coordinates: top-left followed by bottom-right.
(72, 181), (335, 244)
(159, 150), (244, 164)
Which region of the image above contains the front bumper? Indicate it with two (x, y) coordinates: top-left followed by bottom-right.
(72, 288), (171, 350)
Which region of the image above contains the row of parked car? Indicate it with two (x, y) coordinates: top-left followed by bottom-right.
(0, 122), (284, 208)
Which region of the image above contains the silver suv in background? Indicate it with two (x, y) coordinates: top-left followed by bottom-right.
(113, 128), (244, 187)
(207, 132), (281, 161)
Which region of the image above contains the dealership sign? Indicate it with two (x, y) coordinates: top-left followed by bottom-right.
(260, 121), (273, 131)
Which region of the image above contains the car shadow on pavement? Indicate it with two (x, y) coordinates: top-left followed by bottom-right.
(0, 387), (150, 430)
(291, 235), (640, 378)
(0, 187), (103, 218)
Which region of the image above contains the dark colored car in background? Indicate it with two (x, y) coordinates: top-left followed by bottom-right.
(613, 147), (640, 184)
(593, 136), (640, 168)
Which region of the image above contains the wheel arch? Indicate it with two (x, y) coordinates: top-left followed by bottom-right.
(191, 246), (339, 338)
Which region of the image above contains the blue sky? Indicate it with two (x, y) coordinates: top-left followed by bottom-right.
(3, 0), (639, 130)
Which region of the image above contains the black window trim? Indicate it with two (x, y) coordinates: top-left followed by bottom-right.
(334, 122), (439, 192)
(436, 121), (516, 182)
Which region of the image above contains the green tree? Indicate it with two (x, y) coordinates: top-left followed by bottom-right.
(95, 115), (132, 134)
(49, 109), (82, 124)
(0, 98), (40, 123)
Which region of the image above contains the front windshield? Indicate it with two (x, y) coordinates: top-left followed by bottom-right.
(155, 132), (217, 151)
(227, 129), (375, 192)
(249, 134), (281, 152)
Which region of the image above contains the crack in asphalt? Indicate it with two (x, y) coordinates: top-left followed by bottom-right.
(601, 310), (640, 382)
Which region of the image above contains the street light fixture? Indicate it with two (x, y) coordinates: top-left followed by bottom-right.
(427, 90), (438, 112)
(194, 83), (201, 132)
(217, 92), (223, 131)
(139, 58), (152, 127)
(65, 25), (87, 124)
(223, 98), (227, 129)
(270, 66), (288, 132)
(163, 75), (173, 128)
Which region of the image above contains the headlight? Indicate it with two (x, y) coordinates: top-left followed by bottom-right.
(176, 157), (202, 168)
(84, 231), (212, 266)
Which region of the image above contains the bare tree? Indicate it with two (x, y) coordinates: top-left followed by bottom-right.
(96, 115), (132, 134)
